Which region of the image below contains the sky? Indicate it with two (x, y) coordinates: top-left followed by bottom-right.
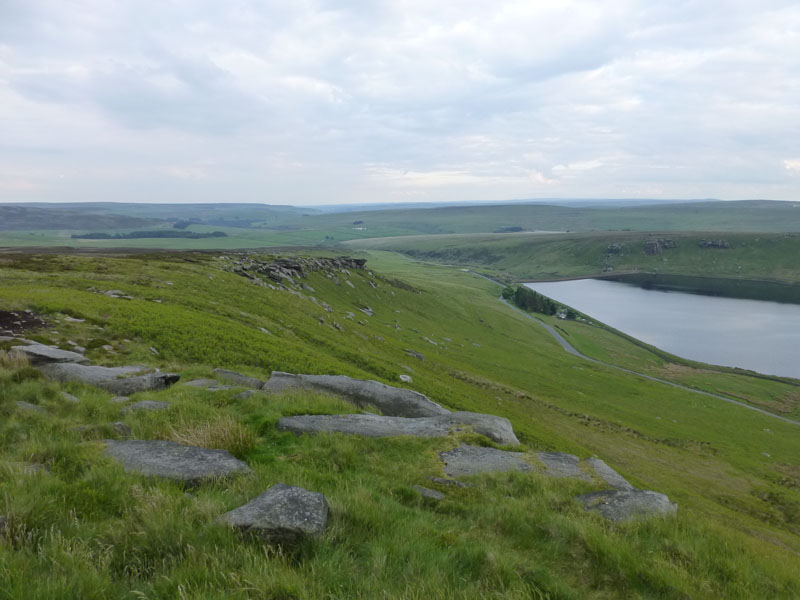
(1, 0), (800, 206)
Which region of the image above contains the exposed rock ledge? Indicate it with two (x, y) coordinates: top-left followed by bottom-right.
(278, 412), (520, 446)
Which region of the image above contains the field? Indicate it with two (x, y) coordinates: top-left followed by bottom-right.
(1, 249), (799, 598)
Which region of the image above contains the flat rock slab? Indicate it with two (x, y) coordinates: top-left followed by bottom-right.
(439, 444), (530, 478)
(576, 490), (677, 521)
(536, 452), (591, 481)
(16, 401), (46, 414)
(278, 411), (519, 446)
(104, 440), (252, 486)
(11, 345), (90, 365)
(39, 363), (179, 394)
(585, 458), (633, 491)
(263, 371), (448, 417)
(221, 483), (328, 544)
(121, 400), (170, 414)
(412, 485), (445, 500)
(213, 368), (266, 389)
(183, 379), (218, 388)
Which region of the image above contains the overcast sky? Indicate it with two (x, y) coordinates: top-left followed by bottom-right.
(2, 1), (799, 205)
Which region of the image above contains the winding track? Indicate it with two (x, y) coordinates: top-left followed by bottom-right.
(482, 276), (800, 427)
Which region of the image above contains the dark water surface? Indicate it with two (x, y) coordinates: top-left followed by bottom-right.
(525, 279), (800, 379)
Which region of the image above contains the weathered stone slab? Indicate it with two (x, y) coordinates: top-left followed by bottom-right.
(16, 401), (46, 414)
(183, 379), (218, 388)
(536, 452), (591, 481)
(585, 457), (633, 491)
(278, 411), (519, 445)
(412, 485), (445, 500)
(439, 444), (530, 477)
(11, 345), (90, 365)
(121, 400), (170, 414)
(61, 391), (80, 404)
(104, 440), (252, 486)
(39, 363), (179, 394)
(221, 483), (328, 544)
(213, 368), (266, 389)
(576, 489), (677, 521)
(262, 371), (448, 417)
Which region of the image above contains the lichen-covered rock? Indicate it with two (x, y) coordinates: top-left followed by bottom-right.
(221, 483), (329, 544)
(278, 411), (519, 445)
(104, 440), (252, 486)
(263, 372), (447, 417)
(439, 444), (530, 477)
(576, 489), (677, 521)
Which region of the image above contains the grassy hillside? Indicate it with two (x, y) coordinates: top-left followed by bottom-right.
(347, 231), (800, 284)
(0, 250), (799, 598)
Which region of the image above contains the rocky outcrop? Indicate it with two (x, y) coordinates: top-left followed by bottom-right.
(262, 372), (448, 418)
(221, 483), (329, 544)
(225, 255), (367, 284)
(576, 489), (677, 521)
(439, 445), (531, 477)
(277, 411), (520, 446)
(104, 440), (252, 486)
(39, 363), (180, 394)
(11, 344), (90, 366)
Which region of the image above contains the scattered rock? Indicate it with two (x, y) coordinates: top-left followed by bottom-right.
(404, 349), (425, 361)
(398, 374), (413, 383)
(221, 483), (329, 544)
(121, 400), (170, 414)
(278, 411), (519, 445)
(232, 389), (264, 401)
(109, 396), (131, 404)
(60, 391), (80, 404)
(259, 327), (272, 335)
(576, 490), (677, 521)
(104, 440), (252, 486)
(16, 401), (46, 414)
(64, 316), (85, 323)
(149, 347), (159, 355)
(263, 372), (448, 418)
(428, 476), (472, 488)
(412, 485), (445, 500)
(439, 444), (530, 478)
(10, 344), (90, 366)
(358, 306), (374, 317)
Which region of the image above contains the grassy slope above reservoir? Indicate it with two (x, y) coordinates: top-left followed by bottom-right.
(346, 231), (800, 284)
(1, 250), (799, 598)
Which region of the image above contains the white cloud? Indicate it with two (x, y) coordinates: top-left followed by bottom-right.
(1, 0), (799, 203)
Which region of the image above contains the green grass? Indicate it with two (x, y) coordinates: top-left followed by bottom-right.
(0, 250), (799, 598)
(347, 230), (800, 283)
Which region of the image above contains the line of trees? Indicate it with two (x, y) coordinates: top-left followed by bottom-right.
(502, 285), (559, 316)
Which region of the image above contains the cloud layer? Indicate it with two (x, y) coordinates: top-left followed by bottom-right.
(2, 0), (799, 204)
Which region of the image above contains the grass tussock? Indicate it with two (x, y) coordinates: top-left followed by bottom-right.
(167, 415), (257, 458)
(0, 349), (29, 370)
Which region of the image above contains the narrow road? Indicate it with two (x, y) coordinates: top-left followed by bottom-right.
(479, 274), (800, 426)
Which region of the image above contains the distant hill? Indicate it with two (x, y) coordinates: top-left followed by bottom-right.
(0, 205), (157, 231)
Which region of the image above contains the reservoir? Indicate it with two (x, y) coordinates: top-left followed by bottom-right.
(524, 279), (800, 380)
